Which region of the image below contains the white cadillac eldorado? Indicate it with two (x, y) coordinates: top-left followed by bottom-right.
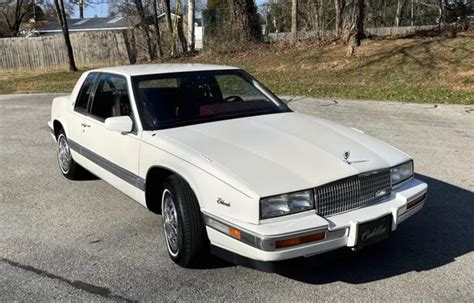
(48, 64), (428, 268)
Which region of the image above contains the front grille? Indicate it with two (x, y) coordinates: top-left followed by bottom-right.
(314, 170), (392, 217)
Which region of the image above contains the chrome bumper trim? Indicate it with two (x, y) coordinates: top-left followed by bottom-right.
(202, 212), (346, 252)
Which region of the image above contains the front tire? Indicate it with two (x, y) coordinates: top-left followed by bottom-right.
(57, 130), (83, 180)
(161, 175), (207, 267)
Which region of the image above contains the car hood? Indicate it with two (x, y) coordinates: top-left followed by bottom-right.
(150, 112), (410, 197)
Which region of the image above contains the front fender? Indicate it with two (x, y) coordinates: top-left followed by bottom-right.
(140, 142), (261, 225)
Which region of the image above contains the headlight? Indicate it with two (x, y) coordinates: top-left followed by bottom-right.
(391, 161), (413, 188)
(260, 190), (314, 219)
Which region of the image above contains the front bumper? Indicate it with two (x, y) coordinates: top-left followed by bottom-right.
(205, 178), (427, 262)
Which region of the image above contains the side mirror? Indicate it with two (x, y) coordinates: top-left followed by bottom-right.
(104, 116), (133, 133)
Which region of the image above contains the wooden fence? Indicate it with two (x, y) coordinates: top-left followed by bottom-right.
(0, 31), (131, 71)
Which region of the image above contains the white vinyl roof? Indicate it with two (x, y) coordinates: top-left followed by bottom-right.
(92, 64), (240, 76)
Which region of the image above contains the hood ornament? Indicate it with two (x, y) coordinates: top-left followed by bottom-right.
(343, 150), (351, 164)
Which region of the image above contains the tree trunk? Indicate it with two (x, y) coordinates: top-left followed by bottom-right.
(162, 0), (173, 33)
(122, 30), (137, 64)
(54, 0), (77, 71)
(152, 0), (163, 58)
(347, 0), (365, 51)
(334, 0), (346, 38)
(291, 0), (298, 43)
(317, 0), (323, 36)
(134, 0), (156, 61)
(79, 0), (84, 19)
(382, 0), (387, 26)
(356, 0), (365, 45)
(170, 1), (187, 56)
(187, 0), (195, 52)
(177, 19), (188, 53)
(438, 0), (444, 30)
(395, 0), (405, 27)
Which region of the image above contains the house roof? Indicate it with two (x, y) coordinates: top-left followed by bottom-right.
(37, 17), (140, 33)
(37, 14), (201, 34)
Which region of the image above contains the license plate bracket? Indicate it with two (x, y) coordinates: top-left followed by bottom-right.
(355, 214), (392, 249)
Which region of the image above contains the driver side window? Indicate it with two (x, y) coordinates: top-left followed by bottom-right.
(89, 74), (131, 121)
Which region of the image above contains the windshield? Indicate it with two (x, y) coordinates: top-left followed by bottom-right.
(131, 70), (290, 130)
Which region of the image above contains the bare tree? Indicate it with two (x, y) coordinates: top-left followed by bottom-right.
(152, 0), (163, 58)
(187, 0), (195, 51)
(1, 0), (30, 37)
(162, 0), (173, 32)
(345, 0), (365, 55)
(53, 0), (77, 71)
(334, 0), (346, 37)
(133, 0), (156, 61)
(174, 0), (187, 54)
(438, 0), (444, 29)
(163, 0), (187, 55)
(354, 0), (365, 45)
(291, 0), (297, 43)
(395, 0), (405, 27)
(204, 0), (261, 52)
(79, 0), (84, 19)
(69, 0), (85, 19)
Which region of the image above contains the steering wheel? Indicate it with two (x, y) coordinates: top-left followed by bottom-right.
(223, 95), (244, 103)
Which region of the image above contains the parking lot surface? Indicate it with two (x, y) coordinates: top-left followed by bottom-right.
(1, 94), (473, 301)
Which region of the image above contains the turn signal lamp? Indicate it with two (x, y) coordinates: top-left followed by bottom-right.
(229, 227), (241, 239)
(275, 231), (326, 249)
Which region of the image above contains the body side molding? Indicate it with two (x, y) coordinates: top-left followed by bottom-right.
(68, 139), (146, 191)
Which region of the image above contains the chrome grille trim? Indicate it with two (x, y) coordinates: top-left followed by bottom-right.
(314, 170), (392, 217)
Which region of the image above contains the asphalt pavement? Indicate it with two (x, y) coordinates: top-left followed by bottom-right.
(1, 94), (473, 301)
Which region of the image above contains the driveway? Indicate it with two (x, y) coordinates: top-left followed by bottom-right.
(1, 94), (473, 301)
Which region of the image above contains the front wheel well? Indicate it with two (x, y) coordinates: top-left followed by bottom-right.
(145, 167), (181, 214)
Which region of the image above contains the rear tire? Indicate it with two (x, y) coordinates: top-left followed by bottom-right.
(57, 129), (84, 180)
(161, 175), (208, 267)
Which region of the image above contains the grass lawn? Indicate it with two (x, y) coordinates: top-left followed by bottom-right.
(1, 33), (473, 104)
(0, 69), (81, 94)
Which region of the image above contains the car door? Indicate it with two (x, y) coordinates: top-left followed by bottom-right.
(68, 72), (98, 154)
(81, 72), (142, 201)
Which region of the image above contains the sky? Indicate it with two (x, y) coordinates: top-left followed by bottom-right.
(74, 0), (268, 18)
(75, 3), (108, 18)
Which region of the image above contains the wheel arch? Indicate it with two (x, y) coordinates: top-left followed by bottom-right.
(53, 119), (65, 139)
(144, 165), (200, 214)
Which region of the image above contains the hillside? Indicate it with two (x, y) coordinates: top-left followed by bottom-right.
(1, 33), (473, 104)
(177, 33), (474, 104)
